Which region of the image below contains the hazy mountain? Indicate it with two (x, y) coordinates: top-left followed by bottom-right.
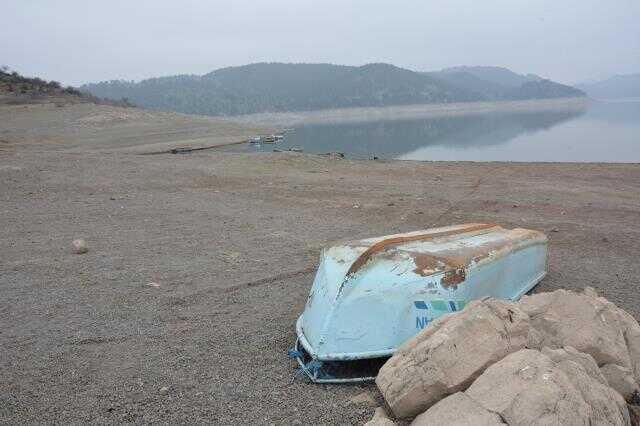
(425, 70), (508, 100)
(437, 66), (543, 87)
(82, 63), (585, 116)
(425, 66), (583, 101)
(576, 73), (640, 99)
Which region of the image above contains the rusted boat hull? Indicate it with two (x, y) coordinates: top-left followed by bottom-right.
(292, 223), (548, 382)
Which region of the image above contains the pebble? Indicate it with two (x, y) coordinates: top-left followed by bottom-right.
(159, 386), (169, 395)
(71, 239), (88, 254)
(348, 391), (377, 406)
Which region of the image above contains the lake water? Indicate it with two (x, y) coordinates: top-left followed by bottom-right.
(228, 100), (640, 162)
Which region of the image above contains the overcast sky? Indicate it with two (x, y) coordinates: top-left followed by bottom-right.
(2, 0), (639, 86)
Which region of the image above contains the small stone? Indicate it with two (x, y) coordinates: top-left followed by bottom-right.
(146, 282), (161, 288)
(583, 286), (599, 298)
(353, 204), (360, 209)
(159, 386), (169, 395)
(326, 151), (345, 159)
(550, 228), (559, 232)
(348, 391), (377, 406)
(71, 239), (88, 254)
(387, 202), (395, 206)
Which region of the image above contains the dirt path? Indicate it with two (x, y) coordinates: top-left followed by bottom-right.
(1, 103), (639, 424)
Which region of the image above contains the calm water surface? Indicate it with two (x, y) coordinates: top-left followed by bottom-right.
(231, 100), (640, 162)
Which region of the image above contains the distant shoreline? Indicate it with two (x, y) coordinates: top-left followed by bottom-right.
(228, 97), (590, 127)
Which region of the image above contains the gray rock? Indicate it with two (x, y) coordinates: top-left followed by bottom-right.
(541, 346), (607, 385)
(601, 364), (640, 402)
(466, 348), (629, 426)
(364, 407), (395, 426)
(376, 299), (530, 419)
(629, 404), (640, 426)
(411, 392), (504, 426)
(521, 287), (640, 386)
(71, 239), (88, 254)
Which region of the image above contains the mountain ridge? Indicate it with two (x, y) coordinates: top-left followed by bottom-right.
(577, 73), (640, 99)
(81, 62), (585, 116)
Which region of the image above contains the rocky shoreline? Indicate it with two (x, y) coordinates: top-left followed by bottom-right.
(370, 288), (640, 425)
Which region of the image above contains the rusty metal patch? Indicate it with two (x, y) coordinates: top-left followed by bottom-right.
(441, 268), (466, 288)
(346, 223), (496, 277)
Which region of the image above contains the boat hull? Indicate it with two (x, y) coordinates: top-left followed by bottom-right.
(292, 223), (548, 382)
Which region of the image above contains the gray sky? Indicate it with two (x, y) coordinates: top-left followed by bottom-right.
(2, 0), (639, 86)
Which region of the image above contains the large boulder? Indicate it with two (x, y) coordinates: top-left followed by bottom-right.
(601, 364), (640, 402)
(364, 407), (395, 426)
(465, 348), (629, 425)
(629, 405), (640, 426)
(376, 298), (530, 418)
(521, 288), (640, 386)
(411, 392), (504, 426)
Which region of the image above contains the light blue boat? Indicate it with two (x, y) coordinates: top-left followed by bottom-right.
(291, 223), (548, 382)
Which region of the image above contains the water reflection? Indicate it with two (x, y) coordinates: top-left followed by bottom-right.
(251, 109), (585, 160)
(225, 101), (640, 162)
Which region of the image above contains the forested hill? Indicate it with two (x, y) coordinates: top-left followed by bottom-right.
(424, 66), (585, 101)
(0, 67), (133, 106)
(81, 63), (585, 116)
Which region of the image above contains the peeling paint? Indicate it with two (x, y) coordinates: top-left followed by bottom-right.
(293, 223), (549, 382)
(346, 223), (496, 277)
(441, 268), (466, 289)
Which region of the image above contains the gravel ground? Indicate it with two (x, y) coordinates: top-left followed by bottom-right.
(1, 103), (640, 424)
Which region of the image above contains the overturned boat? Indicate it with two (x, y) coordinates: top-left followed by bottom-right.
(291, 223), (548, 382)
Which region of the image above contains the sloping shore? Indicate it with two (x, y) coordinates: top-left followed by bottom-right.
(0, 101), (272, 153)
(1, 100), (638, 424)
